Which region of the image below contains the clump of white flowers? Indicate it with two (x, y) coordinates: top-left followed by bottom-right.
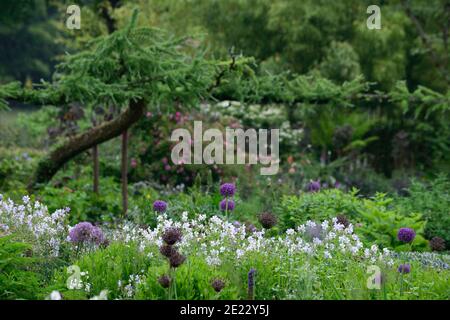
(0, 195), (69, 257)
(109, 211), (394, 268)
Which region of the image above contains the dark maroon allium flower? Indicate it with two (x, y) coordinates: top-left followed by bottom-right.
(169, 251), (186, 268)
(158, 275), (171, 288)
(336, 214), (350, 228)
(429, 237), (446, 251)
(159, 244), (176, 258)
(69, 222), (94, 244)
(220, 183), (236, 197)
(247, 268), (257, 300)
(307, 180), (321, 193)
(220, 199), (235, 211)
(398, 264), (411, 274)
(211, 278), (226, 293)
(397, 228), (416, 243)
(162, 227), (182, 245)
(153, 200), (167, 213)
(258, 212), (278, 229)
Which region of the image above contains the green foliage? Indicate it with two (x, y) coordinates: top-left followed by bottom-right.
(0, 235), (40, 300)
(45, 242), (152, 300)
(277, 189), (428, 250)
(396, 175), (450, 249)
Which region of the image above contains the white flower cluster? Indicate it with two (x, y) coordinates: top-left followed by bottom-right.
(109, 212), (394, 268)
(0, 195), (69, 257)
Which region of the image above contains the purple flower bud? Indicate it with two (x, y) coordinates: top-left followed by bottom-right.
(307, 180), (321, 193)
(220, 183), (236, 197)
(397, 228), (416, 243)
(398, 264), (411, 274)
(162, 227), (182, 245)
(211, 278), (226, 293)
(153, 200), (167, 213)
(220, 199), (235, 211)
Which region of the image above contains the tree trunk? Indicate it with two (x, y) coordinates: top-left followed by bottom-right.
(93, 144), (99, 194)
(27, 99), (146, 192)
(121, 130), (128, 216)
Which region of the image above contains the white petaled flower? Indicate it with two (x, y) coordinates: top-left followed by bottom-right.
(49, 291), (62, 300)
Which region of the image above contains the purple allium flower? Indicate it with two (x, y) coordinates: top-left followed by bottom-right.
(162, 227), (182, 245)
(258, 212), (278, 229)
(159, 244), (176, 258)
(169, 251), (186, 268)
(307, 180), (321, 193)
(153, 200), (167, 213)
(397, 228), (416, 243)
(158, 275), (171, 288)
(247, 268), (257, 300)
(220, 183), (236, 197)
(69, 222), (94, 244)
(398, 264), (411, 274)
(429, 237), (446, 251)
(220, 199), (235, 211)
(91, 226), (105, 245)
(211, 278), (226, 293)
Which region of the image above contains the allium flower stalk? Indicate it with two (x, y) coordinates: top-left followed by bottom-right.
(397, 228), (416, 244)
(247, 268), (257, 300)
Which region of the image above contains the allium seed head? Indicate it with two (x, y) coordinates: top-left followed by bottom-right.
(158, 275), (171, 288)
(169, 251), (186, 268)
(258, 212), (278, 229)
(429, 237), (446, 251)
(162, 227), (182, 245)
(159, 244), (176, 258)
(211, 278), (226, 293)
(336, 214), (350, 228)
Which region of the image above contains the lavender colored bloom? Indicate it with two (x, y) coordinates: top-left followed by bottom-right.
(307, 180), (321, 193)
(397, 228), (416, 243)
(220, 199), (235, 211)
(220, 183), (236, 197)
(91, 226), (105, 245)
(153, 200), (167, 213)
(68, 222), (94, 244)
(398, 264), (411, 274)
